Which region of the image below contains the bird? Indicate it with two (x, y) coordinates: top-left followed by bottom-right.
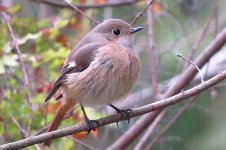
(43, 19), (142, 146)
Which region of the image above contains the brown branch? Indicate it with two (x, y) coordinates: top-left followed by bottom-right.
(130, 0), (153, 26)
(8, 113), (28, 138)
(29, 0), (140, 10)
(2, 13), (33, 136)
(1, 69), (226, 150)
(146, 0), (159, 99)
(63, 0), (100, 24)
(8, 113), (43, 150)
(133, 1), (161, 149)
(108, 27), (226, 149)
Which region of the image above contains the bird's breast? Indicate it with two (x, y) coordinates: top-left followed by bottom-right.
(64, 43), (141, 106)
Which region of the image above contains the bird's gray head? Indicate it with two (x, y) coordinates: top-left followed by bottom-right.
(90, 19), (143, 48)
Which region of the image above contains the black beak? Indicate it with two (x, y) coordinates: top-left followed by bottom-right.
(130, 27), (143, 34)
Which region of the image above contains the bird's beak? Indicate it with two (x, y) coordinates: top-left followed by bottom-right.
(130, 27), (143, 34)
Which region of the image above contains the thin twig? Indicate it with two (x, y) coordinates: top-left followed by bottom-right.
(133, 1), (161, 148)
(8, 113), (43, 150)
(67, 136), (98, 150)
(63, 0), (99, 24)
(1, 70), (226, 150)
(130, 0), (153, 26)
(177, 54), (204, 83)
(30, 0), (140, 10)
(2, 13), (33, 136)
(8, 113), (28, 138)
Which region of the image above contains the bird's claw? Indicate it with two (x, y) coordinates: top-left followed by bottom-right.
(117, 109), (132, 124)
(109, 104), (132, 126)
(85, 118), (99, 134)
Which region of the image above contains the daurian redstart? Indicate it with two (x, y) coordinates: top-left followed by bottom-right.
(44, 19), (142, 146)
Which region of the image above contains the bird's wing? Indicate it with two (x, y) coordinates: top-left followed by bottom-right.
(45, 42), (105, 103)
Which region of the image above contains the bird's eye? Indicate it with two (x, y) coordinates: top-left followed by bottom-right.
(112, 29), (121, 36)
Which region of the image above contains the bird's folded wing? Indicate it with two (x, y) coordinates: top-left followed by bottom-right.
(45, 42), (106, 102)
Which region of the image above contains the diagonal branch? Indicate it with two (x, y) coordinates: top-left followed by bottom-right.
(130, 0), (153, 26)
(63, 0), (100, 24)
(2, 13), (33, 136)
(29, 0), (140, 10)
(146, 0), (159, 98)
(1, 69), (226, 150)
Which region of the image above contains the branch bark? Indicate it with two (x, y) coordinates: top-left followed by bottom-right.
(29, 0), (140, 10)
(2, 13), (33, 136)
(63, 0), (100, 24)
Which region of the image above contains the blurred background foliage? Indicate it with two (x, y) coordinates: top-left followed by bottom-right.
(0, 0), (226, 149)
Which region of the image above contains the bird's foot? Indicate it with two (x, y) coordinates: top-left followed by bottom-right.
(109, 104), (132, 127)
(84, 117), (99, 134)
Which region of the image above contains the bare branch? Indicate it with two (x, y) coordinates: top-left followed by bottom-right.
(63, 0), (99, 24)
(146, 0), (159, 99)
(2, 13), (33, 136)
(8, 113), (28, 138)
(29, 0), (140, 10)
(130, 0), (153, 26)
(133, 1), (161, 148)
(1, 69), (226, 150)
(8, 113), (43, 150)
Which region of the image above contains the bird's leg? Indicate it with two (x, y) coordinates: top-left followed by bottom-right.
(80, 105), (98, 134)
(109, 104), (132, 127)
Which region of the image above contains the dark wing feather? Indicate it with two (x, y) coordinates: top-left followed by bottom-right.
(45, 42), (106, 103)
(55, 94), (63, 101)
(45, 65), (77, 102)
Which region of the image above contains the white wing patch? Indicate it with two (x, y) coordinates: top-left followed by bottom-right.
(68, 61), (76, 68)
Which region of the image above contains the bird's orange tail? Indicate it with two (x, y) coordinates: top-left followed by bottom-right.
(43, 99), (76, 146)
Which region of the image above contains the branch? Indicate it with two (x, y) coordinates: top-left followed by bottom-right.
(146, 0), (159, 99)
(29, 0), (140, 10)
(130, 0), (153, 26)
(2, 13), (33, 135)
(133, 1), (161, 149)
(63, 0), (100, 24)
(1, 70), (226, 150)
